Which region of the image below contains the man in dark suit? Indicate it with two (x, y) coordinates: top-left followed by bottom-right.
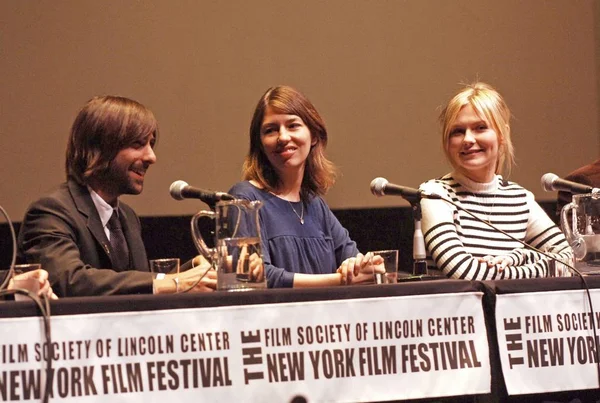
(18, 96), (216, 297)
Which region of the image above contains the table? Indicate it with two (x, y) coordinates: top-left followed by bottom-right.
(1, 277), (599, 402)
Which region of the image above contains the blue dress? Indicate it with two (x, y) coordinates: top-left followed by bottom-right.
(228, 181), (358, 288)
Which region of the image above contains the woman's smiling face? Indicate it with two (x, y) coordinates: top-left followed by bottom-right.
(446, 104), (499, 183)
(260, 106), (316, 177)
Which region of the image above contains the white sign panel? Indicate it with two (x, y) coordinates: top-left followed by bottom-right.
(0, 292), (490, 402)
(496, 289), (600, 395)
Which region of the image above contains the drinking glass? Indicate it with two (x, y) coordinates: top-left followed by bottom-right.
(370, 250), (399, 284)
(149, 258), (180, 275)
(12, 263), (42, 301)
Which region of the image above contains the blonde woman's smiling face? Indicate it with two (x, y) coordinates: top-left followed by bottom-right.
(447, 104), (499, 183)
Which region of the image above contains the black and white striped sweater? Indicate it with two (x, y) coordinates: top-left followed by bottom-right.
(419, 171), (571, 280)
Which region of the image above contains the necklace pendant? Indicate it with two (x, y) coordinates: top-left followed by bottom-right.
(287, 199), (305, 225)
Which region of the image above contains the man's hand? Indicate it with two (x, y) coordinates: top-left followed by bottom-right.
(9, 269), (58, 300)
(154, 255), (216, 294)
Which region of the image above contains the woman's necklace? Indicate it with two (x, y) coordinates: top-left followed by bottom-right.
(468, 191), (497, 224)
(269, 190), (305, 224)
(287, 200), (304, 224)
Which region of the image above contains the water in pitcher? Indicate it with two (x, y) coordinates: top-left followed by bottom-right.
(218, 237), (266, 291)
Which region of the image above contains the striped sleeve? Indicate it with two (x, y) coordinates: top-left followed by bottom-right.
(520, 191), (573, 268)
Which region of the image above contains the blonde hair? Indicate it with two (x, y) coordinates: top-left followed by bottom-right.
(439, 82), (515, 177)
(242, 85), (337, 199)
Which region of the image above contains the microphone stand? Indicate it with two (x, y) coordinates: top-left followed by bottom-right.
(411, 200), (428, 275)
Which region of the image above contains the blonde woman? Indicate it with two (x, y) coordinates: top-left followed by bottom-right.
(420, 82), (571, 280)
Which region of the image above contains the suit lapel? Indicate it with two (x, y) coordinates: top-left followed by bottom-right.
(67, 180), (149, 272)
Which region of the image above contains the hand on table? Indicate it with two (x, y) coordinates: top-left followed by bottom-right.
(179, 255), (217, 292)
(337, 252), (385, 285)
(9, 269), (58, 300)
(155, 255), (216, 293)
(236, 245), (264, 282)
(478, 255), (511, 272)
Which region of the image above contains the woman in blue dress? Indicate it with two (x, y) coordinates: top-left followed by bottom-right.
(229, 85), (382, 288)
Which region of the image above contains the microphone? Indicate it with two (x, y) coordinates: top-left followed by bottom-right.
(370, 177), (440, 201)
(541, 173), (594, 194)
(169, 180), (235, 204)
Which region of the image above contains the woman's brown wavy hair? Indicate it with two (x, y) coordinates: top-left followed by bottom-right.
(242, 85), (337, 200)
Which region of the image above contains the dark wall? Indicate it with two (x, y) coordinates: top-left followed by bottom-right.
(0, 202), (559, 272)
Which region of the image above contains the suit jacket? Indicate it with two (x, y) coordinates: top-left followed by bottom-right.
(557, 159), (600, 216)
(18, 180), (153, 297)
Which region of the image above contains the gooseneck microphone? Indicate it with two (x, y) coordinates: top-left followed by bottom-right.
(370, 177), (440, 201)
(541, 173), (594, 194)
(169, 180), (235, 204)
(370, 177), (420, 199)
